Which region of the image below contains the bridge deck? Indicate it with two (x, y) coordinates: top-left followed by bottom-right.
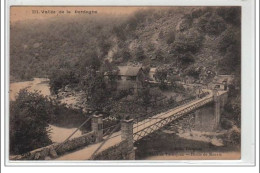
(56, 90), (227, 160)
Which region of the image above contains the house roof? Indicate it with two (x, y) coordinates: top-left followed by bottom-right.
(118, 66), (142, 76)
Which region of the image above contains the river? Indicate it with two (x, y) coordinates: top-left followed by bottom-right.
(135, 125), (240, 160)
(10, 78), (83, 143)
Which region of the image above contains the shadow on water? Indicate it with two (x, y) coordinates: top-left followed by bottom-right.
(135, 129), (240, 160)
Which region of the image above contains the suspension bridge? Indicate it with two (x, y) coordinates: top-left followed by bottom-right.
(53, 89), (228, 160)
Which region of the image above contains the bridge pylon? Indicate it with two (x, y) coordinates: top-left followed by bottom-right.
(121, 119), (135, 160)
(92, 114), (103, 142)
(213, 89), (221, 130)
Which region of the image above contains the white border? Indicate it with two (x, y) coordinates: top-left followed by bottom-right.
(2, 0), (257, 167)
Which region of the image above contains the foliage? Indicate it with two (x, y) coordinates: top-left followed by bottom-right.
(178, 14), (193, 32)
(154, 67), (168, 85)
(49, 69), (79, 94)
(216, 7), (241, 26)
(172, 83), (185, 93)
(109, 99), (146, 120)
(10, 89), (52, 154)
(229, 129), (240, 145)
(172, 29), (204, 54)
(177, 52), (195, 66)
(81, 68), (110, 111)
(155, 49), (165, 61)
(166, 31), (175, 45)
(138, 87), (152, 107)
(135, 46), (146, 61)
(221, 128), (241, 146)
(149, 87), (164, 103)
(217, 28), (241, 74)
(112, 24), (127, 41)
(113, 48), (131, 64)
(185, 66), (201, 79)
(196, 13), (226, 35)
(98, 37), (112, 57)
(10, 16), (115, 81)
(10, 7), (240, 84)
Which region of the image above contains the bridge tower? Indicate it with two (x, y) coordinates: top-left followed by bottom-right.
(121, 119), (135, 160)
(213, 89), (221, 130)
(91, 114), (103, 142)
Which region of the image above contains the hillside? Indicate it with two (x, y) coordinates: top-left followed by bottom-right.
(9, 7), (242, 155)
(10, 7), (241, 84)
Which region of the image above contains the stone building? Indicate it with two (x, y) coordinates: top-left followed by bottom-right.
(104, 66), (146, 93)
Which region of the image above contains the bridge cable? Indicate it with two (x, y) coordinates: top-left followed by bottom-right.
(90, 123), (121, 160)
(55, 115), (93, 152)
(91, 93), (209, 158)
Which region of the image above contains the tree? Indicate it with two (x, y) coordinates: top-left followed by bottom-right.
(173, 29), (204, 54)
(138, 87), (152, 107)
(49, 68), (80, 94)
(217, 28), (241, 74)
(113, 48), (131, 63)
(177, 52), (195, 66)
(154, 67), (168, 89)
(81, 68), (110, 111)
(100, 60), (119, 90)
(135, 46), (146, 61)
(10, 89), (52, 154)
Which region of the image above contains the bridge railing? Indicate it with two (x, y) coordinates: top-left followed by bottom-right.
(133, 96), (214, 142)
(133, 95), (198, 124)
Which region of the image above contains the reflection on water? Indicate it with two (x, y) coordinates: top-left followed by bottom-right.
(135, 128), (240, 160)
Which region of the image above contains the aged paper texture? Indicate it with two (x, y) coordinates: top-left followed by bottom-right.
(9, 6), (241, 161)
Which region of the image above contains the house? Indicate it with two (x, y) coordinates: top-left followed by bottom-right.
(209, 75), (234, 90)
(104, 66), (146, 93)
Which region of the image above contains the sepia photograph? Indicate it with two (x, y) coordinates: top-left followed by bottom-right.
(9, 6), (241, 161)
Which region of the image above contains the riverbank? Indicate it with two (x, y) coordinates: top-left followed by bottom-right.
(10, 78), (50, 101)
(10, 78), (86, 143)
(135, 124), (240, 160)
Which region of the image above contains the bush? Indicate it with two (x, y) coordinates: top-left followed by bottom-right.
(10, 89), (53, 154)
